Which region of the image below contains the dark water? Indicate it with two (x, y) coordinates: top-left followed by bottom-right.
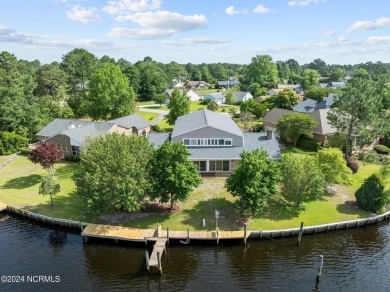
(1, 213), (389, 292)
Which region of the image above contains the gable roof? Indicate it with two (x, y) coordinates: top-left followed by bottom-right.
(109, 114), (150, 129)
(233, 91), (252, 99)
(172, 109), (243, 138)
(58, 122), (116, 146)
(37, 119), (93, 137)
(309, 108), (337, 135)
(218, 80), (241, 86)
(262, 108), (293, 124)
(293, 94), (336, 113)
(203, 92), (224, 100)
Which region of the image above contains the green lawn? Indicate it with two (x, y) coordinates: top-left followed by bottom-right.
(0, 154), (13, 165)
(0, 155), (386, 231)
(134, 111), (159, 122)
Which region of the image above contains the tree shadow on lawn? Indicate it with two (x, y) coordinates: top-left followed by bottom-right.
(181, 198), (240, 231)
(259, 197), (302, 221)
(1, 174), (41, 190)
(336, 200), (369, 217)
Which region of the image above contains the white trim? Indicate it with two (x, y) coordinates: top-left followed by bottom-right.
(183, 138), (233, 147)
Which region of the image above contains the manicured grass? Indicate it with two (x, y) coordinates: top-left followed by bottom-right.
(0, 156), (91, 221)
(134, 111), (159, 122)
(155, 118), (174, 132)
(0, 154), (13, 165)
(280, 145), (318, 156)
(0, 155), (386, 231)
(136, 100), (155, 106)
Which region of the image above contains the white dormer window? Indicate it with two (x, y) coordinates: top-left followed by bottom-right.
(183, 138), (233, 147)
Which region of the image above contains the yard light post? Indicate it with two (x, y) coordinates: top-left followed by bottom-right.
(215, 210), (220, 228)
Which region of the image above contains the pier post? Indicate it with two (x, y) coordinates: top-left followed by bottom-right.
(80, 222), (84, 232)
(297, 222), (304, 247)
(167, 227), (169, 245)
(244, 224), (247, 245)
(187, 228), (190, 245)
(216, 227), (219, 245)
(157, 251), (162, 274)
(145, 251), (150, 274)
(316, 255), (324, 282)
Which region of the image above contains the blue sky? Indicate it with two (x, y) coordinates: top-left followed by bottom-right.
(1, 0), (390, 65)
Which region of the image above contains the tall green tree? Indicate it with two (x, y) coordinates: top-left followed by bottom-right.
(329, 68), (346, 82)
(286, 59), (302, 76)
(307, 58), (328, 76)
(304, 87), (340, 102)
(277, 112), (318, 145)
(317, 148), (351, 185)
(60, 48), (98, 117)
(73, 134), (154, 214)
(87, 63), (135, 120)
(225, 149), (280, 216)
(302, 69), (320, 90)
(328, 78), (384, 158)
(149, 142), (201, 209)
(166, 89), (190, 125)
(280, 154), (325, 207)
(137, 62), (168, 101)
(264, 88), (300, 109)
(245, 55), (279, 88)
(34, 64), (67, 99)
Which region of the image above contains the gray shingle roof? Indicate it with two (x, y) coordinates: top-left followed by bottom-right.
(108, 114), (150, 129)
(309, 108), (337, 135)
(218, 80), (241, 86)
(262, 108), (293, 124)
(37, 119), (94, 137)
(60, 122), (116, 146)
(292, 98), (318, 113)
(172, 109), (243, 138)
(203, 92), (224, 101)
(148, 132), (280, 160)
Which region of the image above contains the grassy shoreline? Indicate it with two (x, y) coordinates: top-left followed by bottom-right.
(0, 155), (386, 231)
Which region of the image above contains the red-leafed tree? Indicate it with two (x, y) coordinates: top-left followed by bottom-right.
(28, 143), (63, 207)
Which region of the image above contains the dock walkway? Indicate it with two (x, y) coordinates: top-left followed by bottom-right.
(148, 237), (168, 274)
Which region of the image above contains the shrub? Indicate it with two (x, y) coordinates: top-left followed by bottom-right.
(200, 99), (210, 105)
(64, 155), (81, 162)
(0, 132), (28, 155)
(355, 173), (385, 213)
(296, 138), (322, 151)
(359, 150), (379, 164)
(374, 144), (390, 154)
(18, 148), (32, 156)
(153, 124), (162, 132)
(346, 157), (359, 174)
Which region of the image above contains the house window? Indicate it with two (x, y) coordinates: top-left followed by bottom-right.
(183, 138), (233, 147)
(209, 160), (230, 172)
(193, 161), (207, 172)
(71, 146), (81, 156)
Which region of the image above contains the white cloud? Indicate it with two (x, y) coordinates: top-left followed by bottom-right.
(161, 37), (230, 46)
(66, 6), (102, 23)
(210, 46), (227, 51)
(107, 27), (176, 39)
(117, 11), (207, 28)
(288, 0), (326, 7)
(367, 36), (390, 44)
(348, 17), (390, 32)
(337, 36), (348, 42)
(253, 5), (270, 14)
(103, 0), (161, 14)
(225, 6), (239, 15)
(322, 30), (335, 37)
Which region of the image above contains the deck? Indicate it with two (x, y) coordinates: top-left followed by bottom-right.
(81, 223), (155, 242)
(0, 202), (7, 212)
(149, 237), (168, 274)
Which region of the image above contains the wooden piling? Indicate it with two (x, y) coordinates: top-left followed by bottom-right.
(244, 224), (247, 245)
(297, 222), (304, 246)
(167, 227), (169, 245)
(316, 255), (324, 282)
(145, 251), (150, 274)
(216, 227), (219, 245)
(157, 251), (162, 274)
(187, 228), (190, 244)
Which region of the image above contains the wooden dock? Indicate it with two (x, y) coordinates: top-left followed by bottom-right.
(81, 223), (155, 243)
(148, 237), (168, 274)
(0, 202), (7, 212)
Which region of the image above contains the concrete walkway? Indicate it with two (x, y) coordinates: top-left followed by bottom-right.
(0, 152), (19, 171)
(137, 104), (169, 126)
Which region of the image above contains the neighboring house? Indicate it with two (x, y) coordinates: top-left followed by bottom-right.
(266, 89), (284, 96)
(277, 84), (303, 94)
(148, 109), (280, 175)
(171, 81), (185, 89)
(36, 114), (151, 157)
(164, 89), (202, 102)
(187, 81), (209, 90)
(319, 83), (329, 88)
(262, 94), (337, 144)
(329, 81), (346, 89)
(203, 92), (225, 104)
(233, 91), (253, 103)
(217, 80), (241, 89)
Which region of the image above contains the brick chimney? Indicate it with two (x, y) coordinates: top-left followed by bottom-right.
(266, 129), (273, 140)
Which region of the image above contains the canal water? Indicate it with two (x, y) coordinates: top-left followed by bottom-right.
(0, 213), (389, 291)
